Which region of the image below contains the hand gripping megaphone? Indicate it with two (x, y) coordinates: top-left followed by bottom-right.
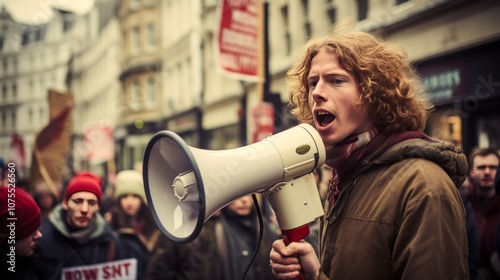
(143, 123), (326, 245)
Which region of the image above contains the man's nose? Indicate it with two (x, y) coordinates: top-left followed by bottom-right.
(81, 202), (89, 212)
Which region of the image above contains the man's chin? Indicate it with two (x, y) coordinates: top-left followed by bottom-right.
(73, 220), (90, 228)
(478, 184), (494, 189)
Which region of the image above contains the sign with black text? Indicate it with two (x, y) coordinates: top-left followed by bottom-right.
(61, 258), (137, 280)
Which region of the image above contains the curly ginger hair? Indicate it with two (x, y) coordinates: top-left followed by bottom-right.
(288, 24), (434, 133)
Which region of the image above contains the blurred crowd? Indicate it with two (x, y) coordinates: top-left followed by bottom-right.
(0, 162), (329, 280)
(1, 146), (499, 279)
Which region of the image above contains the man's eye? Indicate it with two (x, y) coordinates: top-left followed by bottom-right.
(309, 81), (317, 88)
(476, 165), (498, 170)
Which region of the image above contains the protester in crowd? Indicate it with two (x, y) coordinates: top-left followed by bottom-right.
(108, 170), (160, 278)
(495, 164), (500, 278)
(269, 23), (468, 280)
(0, 160), (8, 186)
(34, 171), (128, 278)
(1, 186), (59, 279)
(461, 179), (481, 280)
(34, 190), (59, 220)
(146, 220), (208, 280)
(465, 147), (500, 280)
(194, 195), (279, 280)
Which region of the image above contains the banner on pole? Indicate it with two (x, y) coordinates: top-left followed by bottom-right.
(216, 0), (260, 81)
(29, 89), (73, 196)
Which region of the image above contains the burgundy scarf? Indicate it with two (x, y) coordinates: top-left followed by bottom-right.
(326, 126), (434, 204)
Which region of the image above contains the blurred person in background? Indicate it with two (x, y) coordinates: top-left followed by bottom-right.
(34, 171), (128, 278)
(1, 187), (60, 279)
(108, 169), (160, 279)
(465, 147), (500, 280)
(146, 219), (210, 280)
(34, 190), (59, 221)
(191, 195), (279, 280)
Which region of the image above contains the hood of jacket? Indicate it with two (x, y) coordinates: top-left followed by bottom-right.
(361, 138), (468, 189)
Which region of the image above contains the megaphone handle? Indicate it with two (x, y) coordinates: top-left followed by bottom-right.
(281, 224), (310, 280)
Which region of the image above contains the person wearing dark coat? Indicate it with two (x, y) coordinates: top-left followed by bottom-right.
(1, 187), (60, 280)
(465, 147), (500, 280)
(146, 229), (199, 280)
(33, 172), (128, 278)
(191, 195), (280, 280)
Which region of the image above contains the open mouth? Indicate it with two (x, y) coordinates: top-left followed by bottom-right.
(316, 111), (335, 127)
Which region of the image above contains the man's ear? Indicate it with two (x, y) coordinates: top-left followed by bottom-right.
(62, 199), (68, 210)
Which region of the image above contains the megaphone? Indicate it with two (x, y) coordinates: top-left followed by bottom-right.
(143, 123), (326, 244)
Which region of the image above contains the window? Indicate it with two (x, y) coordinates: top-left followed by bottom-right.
(2, 84), (7, 100)
(130, 81), (142, 110)
(281, 5), (291, 55)
(396, 0), (409, 4)
(326, 0), (336, 25)
(29, 79), (34, 96)
(11, 111), (15, 127)
(29, 108), (33, 125)
(1, 112), (5, 128)
(40, 77), (45, 91)
(12, 84), (16, 100)
(357, 0), (368, 21)
(131, 27), (141, 54)
(146, 24), (155, 50)
(39, 108), (44, 123)
(145, 78), (156, 108)
(301, 0), (311, 39)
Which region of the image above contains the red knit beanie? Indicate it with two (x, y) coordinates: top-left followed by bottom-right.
(64, 171), (102, 202)
(0, 187), (41, 240)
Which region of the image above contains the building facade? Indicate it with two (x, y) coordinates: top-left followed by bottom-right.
(67, 0), (121, 185)
(2, 0), (499, 183)
(264, 0), (500, 157)
(116, 0), (163, 171)
(0, 6), (85, 179)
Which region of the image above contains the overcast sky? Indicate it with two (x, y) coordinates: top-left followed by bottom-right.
(0, 0), (94, 24)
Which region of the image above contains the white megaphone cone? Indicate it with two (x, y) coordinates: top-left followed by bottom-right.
(143, 123), (325, 244)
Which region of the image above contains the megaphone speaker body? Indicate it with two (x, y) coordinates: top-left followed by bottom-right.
(143, 123), (325, 243)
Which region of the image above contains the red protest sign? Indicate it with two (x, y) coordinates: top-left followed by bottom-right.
(216, 0), (260, 81)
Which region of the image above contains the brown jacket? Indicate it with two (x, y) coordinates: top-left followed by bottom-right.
(319, 139), (469, 280)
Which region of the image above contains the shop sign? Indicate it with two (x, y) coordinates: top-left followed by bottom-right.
(422, 68), (461, 102)
(417, 56), (466, 105)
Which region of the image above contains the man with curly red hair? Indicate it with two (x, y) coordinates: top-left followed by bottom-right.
(269, 23), (469, 280)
